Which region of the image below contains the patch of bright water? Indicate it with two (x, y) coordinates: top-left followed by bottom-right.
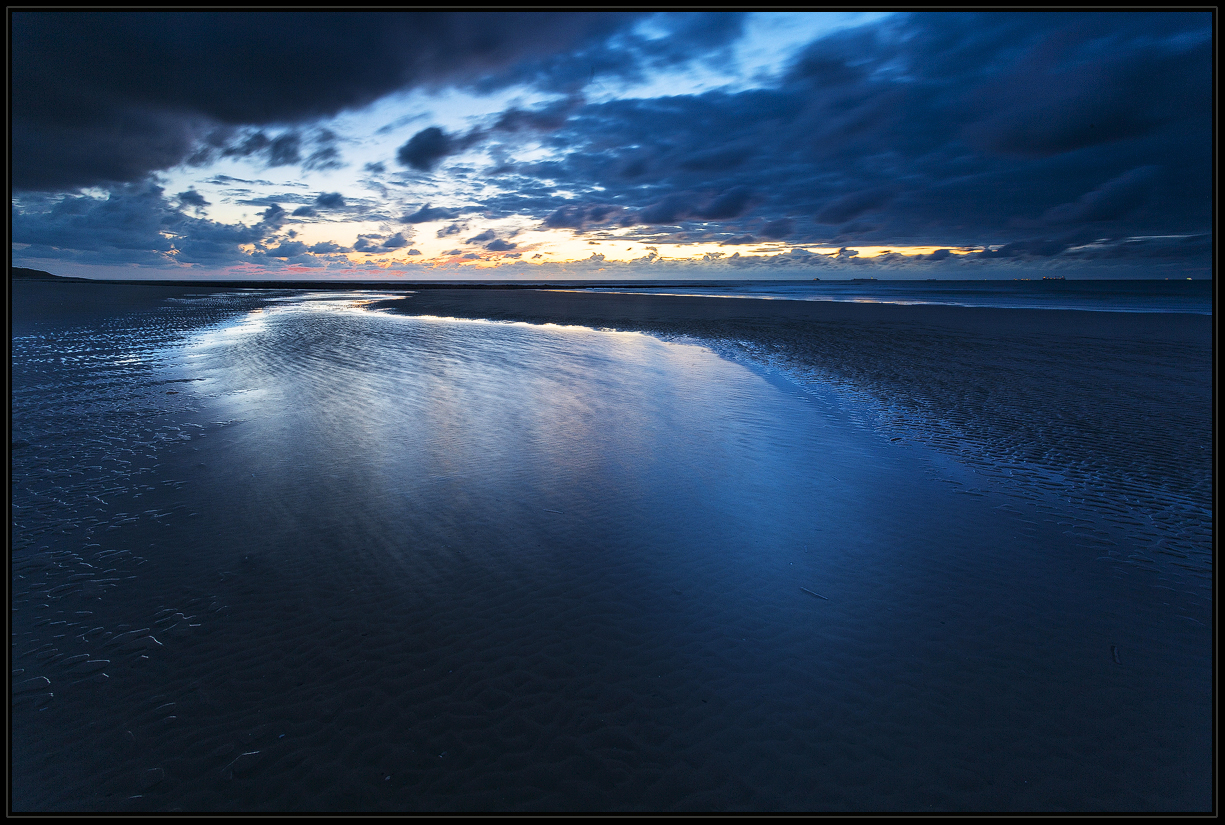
(11, 290), (1210, 811)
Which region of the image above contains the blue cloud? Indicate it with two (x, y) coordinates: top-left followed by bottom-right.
(12, 11), (645, 190)
(402, 204), (461, 223)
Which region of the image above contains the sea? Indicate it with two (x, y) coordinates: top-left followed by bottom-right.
(572, 278), (1213, 314)
(10, 280), (1212, 811)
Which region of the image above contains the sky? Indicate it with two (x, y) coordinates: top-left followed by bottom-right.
(10, 11), (1213, 281)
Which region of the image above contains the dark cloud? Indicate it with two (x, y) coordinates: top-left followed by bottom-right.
(815, 188), (894, 225)
(351, 232), (412, 253)
(543, 203), (622, 230)
(236, 192), (314, 208)
(12, 182), (270, 266)
(12, 181), (395, 269)
(401, 204), (461, 223)
(759, 218), (793, 239)
(485, 239), (517, 251)
(13, 183), (175, 263)
(11, 11), (646, 190)
(309, 241), (349, 254)
(489, 97), (584, 134)
(958, 24), (1206, 159)
(544, 205), (589, 229)
(833, 221), (877, 238)
(375, 113), (429, 136)
(265, 240), (310, 259)
(10, 11), (1211, 273)
(303, 129), (343, 171)
(1058, 233), (1211, 261)
(472, 11), (1208, 259)
(304, 145), (342, 171)
(217, 130), (302, 167)
(720, 235), (756, 245)
(315, 192), (346, 209)
(638, 194), (692, 225)
(397, 127), (453, 171)
(977, 234), (1088, 259)
(678, 144), (755, 172)
(693, 186), (754, 220)
(268, 133), (301, 166)
(620, 187), (754, 227)
(205, 174), (280, 188)
(468, 12), (747, 95)
(177, 189), (209, 211)
(395, 124), (494, 172)
(466, 230), (497, 244)
(260, 204), (288, 227)
(1040, 166), (1158, 225)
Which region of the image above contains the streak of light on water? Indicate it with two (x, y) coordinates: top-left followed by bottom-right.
(10, 288), (1211, 812)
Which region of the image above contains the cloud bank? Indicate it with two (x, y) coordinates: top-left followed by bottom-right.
(11, 12), (1211, 278)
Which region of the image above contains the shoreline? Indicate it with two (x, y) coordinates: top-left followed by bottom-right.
(11, 276), (1210, 322)
(10, 281), (1213, 574)
(369, 286), (1211, 339)
(377, 288), (1212, 579)
(10, 285), (1212, 810)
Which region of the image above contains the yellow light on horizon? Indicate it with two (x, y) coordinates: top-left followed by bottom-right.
(259, 215), (986, 268)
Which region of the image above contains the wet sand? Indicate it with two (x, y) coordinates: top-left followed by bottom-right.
(377, 288), (1213, 580)
(11, 283), (1213, 812)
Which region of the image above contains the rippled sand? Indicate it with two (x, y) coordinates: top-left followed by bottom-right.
(11, 283), (1212, 812)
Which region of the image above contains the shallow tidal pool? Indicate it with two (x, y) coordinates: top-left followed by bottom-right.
(11, 288), (1211, 811)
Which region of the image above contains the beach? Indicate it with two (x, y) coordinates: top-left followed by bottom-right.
(378, 288), (1214, 577)
(11, 282), (1212, 812)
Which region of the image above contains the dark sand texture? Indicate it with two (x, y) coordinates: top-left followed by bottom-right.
(11, 284), (1212, 812)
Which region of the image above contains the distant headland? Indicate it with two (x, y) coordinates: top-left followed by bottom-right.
(11, 267), (89, 281)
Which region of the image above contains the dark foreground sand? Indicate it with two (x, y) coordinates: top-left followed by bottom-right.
(378, 288), (1213, 578)
(11, 283), (1213, 812)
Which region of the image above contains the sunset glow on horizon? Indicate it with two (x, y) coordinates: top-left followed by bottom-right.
(11, 12), (1211, 280)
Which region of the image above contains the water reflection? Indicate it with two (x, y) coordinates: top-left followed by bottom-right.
(11, 289), (1211, 811)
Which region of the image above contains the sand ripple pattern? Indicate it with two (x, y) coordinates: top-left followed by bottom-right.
(692, 321), (1212, 581)
(11, 289), (1211, 812)
(12, 290), (269, 734)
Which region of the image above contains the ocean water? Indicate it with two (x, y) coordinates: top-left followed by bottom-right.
(573, 279), (1213, 314)
(11, 286), (1211, 811)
